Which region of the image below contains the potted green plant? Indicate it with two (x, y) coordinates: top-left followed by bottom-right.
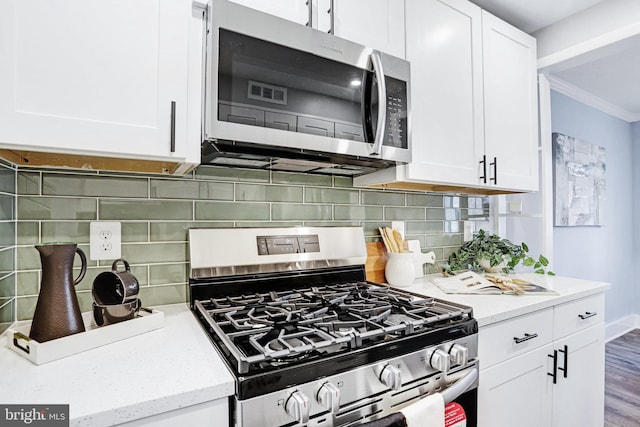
(445, 229), (554, 275)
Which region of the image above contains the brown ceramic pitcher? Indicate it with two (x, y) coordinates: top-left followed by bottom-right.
(29, 243), (87, 342)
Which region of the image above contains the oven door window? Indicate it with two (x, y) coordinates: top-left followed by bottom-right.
(217, 29), (406, 150)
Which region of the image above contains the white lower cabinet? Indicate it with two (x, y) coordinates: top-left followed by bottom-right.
(479, 343), (553, 426)
(478, 293), (605, 426)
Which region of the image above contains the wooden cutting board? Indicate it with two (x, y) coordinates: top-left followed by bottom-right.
(365, 242), (388, 284)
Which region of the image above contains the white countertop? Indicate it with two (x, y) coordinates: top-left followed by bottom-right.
(0, 303), (235, 427)
(0, 274), (610, 426)
(397, 273), (611, 327)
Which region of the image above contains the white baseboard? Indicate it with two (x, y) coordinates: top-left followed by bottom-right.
(606, 314), (640, 342)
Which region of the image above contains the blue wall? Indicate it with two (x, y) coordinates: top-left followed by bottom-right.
(551, 91), (634, 324)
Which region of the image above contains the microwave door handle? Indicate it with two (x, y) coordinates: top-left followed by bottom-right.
(361, 68), (374, 143)
(369, 50), (387, 156)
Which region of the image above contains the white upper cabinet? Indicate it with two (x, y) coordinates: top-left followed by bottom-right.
(228, 0), (310, 26)
(482, 11), (539, 191)
(403, 0), (484, 186)
(355, 0), (538, 193)
(230, 0), (405, 58)
(0, 0), (200, 170)
(331, 0), (406, 58)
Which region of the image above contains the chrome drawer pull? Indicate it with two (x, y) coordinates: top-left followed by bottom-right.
(513, 332), (538, 344)
(578, 311), (597, 320)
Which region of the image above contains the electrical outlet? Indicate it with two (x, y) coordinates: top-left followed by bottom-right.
(90, 221), (122, 261)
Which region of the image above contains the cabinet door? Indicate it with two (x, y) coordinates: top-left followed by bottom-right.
(229, 0), (310, 26)
(478, 343), (553, 427)
(332, 0), (406, 58)
(404, 0), (484, 187)
(0, 0), (190, 161)
(552, 325), (605, 427)
(482, 11), (539, 191)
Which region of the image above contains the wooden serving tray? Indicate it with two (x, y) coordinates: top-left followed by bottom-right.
(6, 308), (164, 365)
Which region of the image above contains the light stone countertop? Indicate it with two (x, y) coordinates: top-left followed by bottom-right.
(0, 303), (235, 427)
(0, 274), (610, 426)
(396, 273), (611, 327)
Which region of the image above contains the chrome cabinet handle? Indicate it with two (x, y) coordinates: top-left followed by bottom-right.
(513, 332), (538, 344)
(328, 0), (334, 34)
(369, 50), (387, 156)
(578, 311), (597, 320)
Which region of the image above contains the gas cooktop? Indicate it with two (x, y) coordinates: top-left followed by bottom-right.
(194, 281), (473, 376)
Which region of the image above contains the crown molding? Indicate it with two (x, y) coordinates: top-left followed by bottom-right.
(545, 74), (640, 123)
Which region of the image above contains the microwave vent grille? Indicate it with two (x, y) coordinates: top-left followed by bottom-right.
(248, 80), (287, 106)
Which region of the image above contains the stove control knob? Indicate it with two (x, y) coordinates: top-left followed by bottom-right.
(379, 365), (402, 390)
(285, 391), (310, 424)
(317, 382), (341, 413)
(428, 349), (451, 373)
(449, 343), (469, 366)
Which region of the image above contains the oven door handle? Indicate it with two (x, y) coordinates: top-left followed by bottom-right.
(441, 367), (479, 404)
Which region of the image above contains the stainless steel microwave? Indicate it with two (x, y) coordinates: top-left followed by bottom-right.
(202, 0), (411, 176)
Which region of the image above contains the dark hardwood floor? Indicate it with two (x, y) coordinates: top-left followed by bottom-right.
(605, 329), (640, 426)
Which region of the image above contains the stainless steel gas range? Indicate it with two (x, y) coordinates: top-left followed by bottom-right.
(188, 227), (478, 427)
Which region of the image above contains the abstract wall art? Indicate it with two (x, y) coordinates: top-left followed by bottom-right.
(553, 132), (606, 226)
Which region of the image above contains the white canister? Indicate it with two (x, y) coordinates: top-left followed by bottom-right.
(385, 252), (415, 287)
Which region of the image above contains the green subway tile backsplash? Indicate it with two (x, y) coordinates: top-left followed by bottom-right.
(0, 163), (15, 327)
(305, 187), (359, 204)
(407, 194), (443, 207)
(195, 201), (270, 220)
(0, 248), (14, 276)
(149, 263), (187, 286)
(5, 164), (488, 322)
(236, 184), (303, 202)
(150, 178), (233, 200)
(17, 172), (40, 195)
(43, 173), (148, 198)
(195, 165), (270, 183)
(0, 273), (15, 299)
(19, 196), (96, 220)
(272, 171), (332, 186)
(334, 206), (383, 221)
(384, 207), (425, 220)
(41, 221), (91, 244)
(362, 191), (405, 206)
(272, 204), (332, 221)
(0, 194), (14, 221)
(100, 199), (192, 220)
(150, 222), (232, 242)
(0, 165), (16, 194)
(17, 222), (39, 245)
(0, 221), (15, 249)
(122, 222), (150, 243)
(0, 299), (14, 334)
(16, 271), (39, 296)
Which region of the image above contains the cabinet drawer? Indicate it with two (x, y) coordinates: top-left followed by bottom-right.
(479, 308), (553, 368)
(554, 293), (605, 340)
